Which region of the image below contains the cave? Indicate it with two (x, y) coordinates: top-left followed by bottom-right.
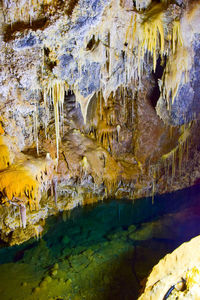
(0, 0), (200, 299)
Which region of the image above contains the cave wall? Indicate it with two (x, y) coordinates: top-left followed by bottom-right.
(0, 0), (200, 245)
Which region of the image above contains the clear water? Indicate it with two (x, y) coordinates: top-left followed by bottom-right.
(1, 185), (200, 300)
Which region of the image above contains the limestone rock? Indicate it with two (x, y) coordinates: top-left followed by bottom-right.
(156, 2), (200, 125)
(139, 235), (200, 300)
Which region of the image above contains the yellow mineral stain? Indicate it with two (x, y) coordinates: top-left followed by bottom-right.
(161, 21), (189, 107)
(0, 123), (4, 135)
(0, 152), (56, 212)
(126, 3), (166, 80)
(0, 136), (11, 171)
(0, 166), (39, 208)
(186, 266), (200, 290)
(172, 20), (183, 54)
(140, 9), (165, 72)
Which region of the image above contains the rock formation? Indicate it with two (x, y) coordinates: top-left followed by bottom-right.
(139, 235), (200, 299)
(0, 0), (200, 245)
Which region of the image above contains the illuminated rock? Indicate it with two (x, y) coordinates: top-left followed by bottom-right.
(139, 235), (200, 300)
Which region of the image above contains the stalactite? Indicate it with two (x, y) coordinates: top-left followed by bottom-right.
(51, 179), (54, 198)
(34, 103), (39, 155)
(54, 95), (60, 159)
(135, 0), (152, 11)
(169, 125), (173, 139)
(99, 89), (103, 120)
(52, 177), (58, 206)
(3, 0), (56, 24)
(96, 120), (118, 153)
(171, 150), (176, 178)
(172, 20), (183, 54)
(161, 22), (189, 107)
(34, 224), (44, 240)
(43, 79), (66, 159)
(104, 178), (118, 196)
(132, 92), (138, 156)
(20, 204), (26, 229)
(151, 166), (157, 204)
(138, 7), (165, 72)
(116, 124), (120, 142)
(186, 137), (189, 161)
(123, 88), (127, 122)
(162, 123), (192, 181)
(167, 159), (170, 179)
(125, 15), (134, 50)
(178, 142), (183, 174)
(123, 0), (189, 97)
(81, 156), (90, 178)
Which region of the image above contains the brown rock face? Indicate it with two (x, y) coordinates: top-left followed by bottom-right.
(0, 0), (200, 245)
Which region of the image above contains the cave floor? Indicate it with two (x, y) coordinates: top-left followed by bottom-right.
(0, 185), (200, 300)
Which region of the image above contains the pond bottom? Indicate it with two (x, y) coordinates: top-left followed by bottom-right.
(0, 185), (200, 299)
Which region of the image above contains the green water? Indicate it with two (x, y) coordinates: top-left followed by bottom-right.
(1, 185), (200, 300)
